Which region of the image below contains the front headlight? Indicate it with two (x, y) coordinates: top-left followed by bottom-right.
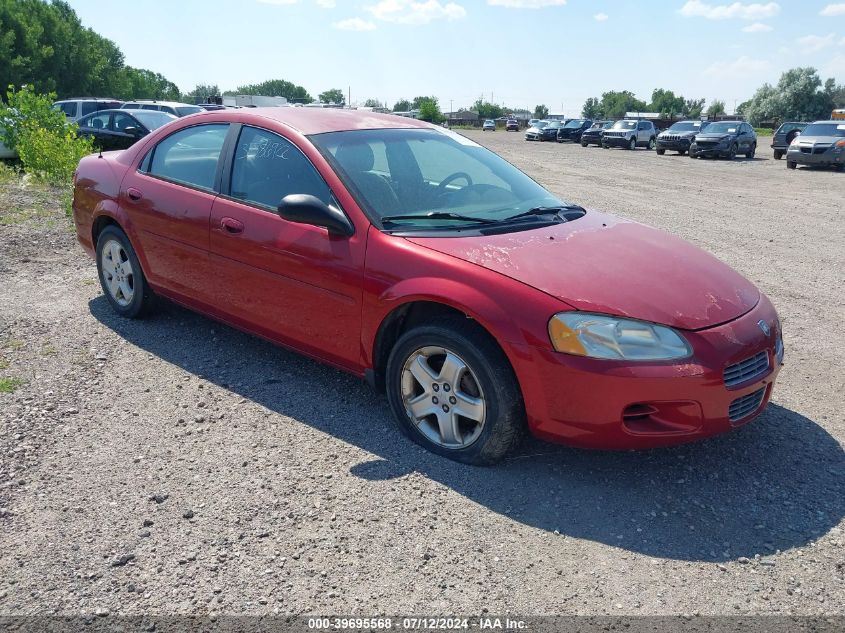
(548, 312), (692, 361)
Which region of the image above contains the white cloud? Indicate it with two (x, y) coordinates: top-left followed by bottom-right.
(594, 12), (608, 21)
(679, 1), (780, 20)
(257, 0), (299, 4)
(487, 0), (566, 7)
(703, 55), (771, 77)
(742, 22), (772, 32)
(317, 0), (336, 6)
(796, 33), (837, 53)
(820, 3), (845, 16)
(333, 17), (377, 30)
(367, 0), (466, 24)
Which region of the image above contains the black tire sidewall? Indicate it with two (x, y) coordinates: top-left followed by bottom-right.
(385, 320), (524, 465)
(96, 226), (152, 318)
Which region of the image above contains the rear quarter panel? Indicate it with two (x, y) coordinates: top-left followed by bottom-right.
(72, 153), (129, 256)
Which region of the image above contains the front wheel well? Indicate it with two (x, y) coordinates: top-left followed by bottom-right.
(370, 301), (504, 393)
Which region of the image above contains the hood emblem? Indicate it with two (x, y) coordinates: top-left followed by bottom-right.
(757, 320), (771, 337)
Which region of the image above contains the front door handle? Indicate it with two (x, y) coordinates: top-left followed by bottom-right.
(127, 187), (142, 201)
(220, 217), (244, 235)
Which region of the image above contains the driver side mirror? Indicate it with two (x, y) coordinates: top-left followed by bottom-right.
(278, 194), (354, 237)
(123, 126), (142, 137)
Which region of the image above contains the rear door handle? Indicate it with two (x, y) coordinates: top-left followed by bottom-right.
(220, 217), (244, 234)
(127, 187), (142, 201)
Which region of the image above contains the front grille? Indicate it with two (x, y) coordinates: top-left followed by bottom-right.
(813, 145), (831, 154)
(661, 134), (689, 142)
(603, 131), (625, 138)
(723, 350), (769, 387)
(800, 147), (812, 154)
(696, 140), (718, 147)
(729, 388), (766, 423)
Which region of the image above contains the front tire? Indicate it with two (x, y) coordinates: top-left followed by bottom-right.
(787, 160), (797, 170)
(746, 143), (756, 158)
(628, 137), (637, 150)
(95, 225), (155, 318)
(581, 142), (588, 147)
(647, 137), (656, 150)
(385, 317), (525, 465)
(656, 148), (665, 155)
(727, 143), (738, 160)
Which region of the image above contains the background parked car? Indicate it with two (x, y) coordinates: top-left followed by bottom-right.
(505, 118), (519, 131)
(602, 120), (656, 150)
(580, 121), (613, 147)
(75, 109), (177, 151)
(120, 100), (204, 117)
(690, 121), (756, 160)
(532, 120), (565, 141)
(524, 120), (551, 141)
(656, 120), (709, 155)
(785, 120), (845, 171)
(771, 122), (807, 160)
(482, 119), (496, 131)
(557, 119), (592, 143)
(53, 98), (123, 121)
(528, 118), (541, 129)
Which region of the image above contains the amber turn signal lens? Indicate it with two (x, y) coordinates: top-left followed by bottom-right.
(548, 318), (588, 356)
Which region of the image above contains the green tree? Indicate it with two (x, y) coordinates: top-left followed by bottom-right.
(706, 100), (726, 117)
(582, 97), (602, 119)
(418, 98), (444, 123)
(598, 91), (647, 119)
(682, 98), (706, 117)
(363, 98), (383, 108)
(226, 79), (312, 103)
(533, 104), (549, 119)
(318, 88), (345, 105)
(473, 98), (504, 119)
(185, 83), (221, 103)
(411, 96), (439, 110)
(392, 98), (412, 112)
(741, 68), (839, 125)
(649, 89), (685, 118)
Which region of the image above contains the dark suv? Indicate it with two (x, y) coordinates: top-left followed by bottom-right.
(771, 122), (807, 160)
(656, 120), (709, 155)
(556, 119), (592, 142)
(690, 121), (757, 159)
(580, 121), (612, 147)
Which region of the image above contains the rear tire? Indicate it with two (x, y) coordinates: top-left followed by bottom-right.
(385, 317), (525, 465)
(746, 143), (756, 159)
(656, 148), (665, 155)
(647, 137), (656, 150)
(773, 149), (783, 160)
(95, 225), (156, 319)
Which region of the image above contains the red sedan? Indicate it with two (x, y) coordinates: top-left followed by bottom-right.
(71, 108), (783, 465)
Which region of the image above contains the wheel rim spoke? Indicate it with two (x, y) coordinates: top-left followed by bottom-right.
(436, 352), (466, 387)
(406, 393), (433, 422)
(107, 274), (120, 298)
(436, 411), (462, 446)
(453, 392), (484, 423)
(408, 355), (437, 390)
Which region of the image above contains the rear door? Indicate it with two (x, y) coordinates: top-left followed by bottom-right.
(120, 123), (230, 306)
(207, 124), (365, 369)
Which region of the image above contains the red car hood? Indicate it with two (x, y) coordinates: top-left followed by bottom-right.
(406, 211), (759, 330)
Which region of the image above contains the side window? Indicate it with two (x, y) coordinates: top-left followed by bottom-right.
(58, 102), (77, 117)
(229, 126), (333, 209)
(142, 104), (159, 111)
(81, 102), (100, 116)
(80, 112), (111, 130)
(111, 112), (136, 133)
(148, 124), (229, 191)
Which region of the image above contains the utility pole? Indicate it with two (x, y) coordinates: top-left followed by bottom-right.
(348, 86), (351, 108)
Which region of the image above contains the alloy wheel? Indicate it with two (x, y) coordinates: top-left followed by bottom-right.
(100, 239), (134, 307)
(400, 346), (486, 449)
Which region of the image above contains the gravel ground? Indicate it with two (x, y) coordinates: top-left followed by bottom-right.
(0, 134), (843, 618)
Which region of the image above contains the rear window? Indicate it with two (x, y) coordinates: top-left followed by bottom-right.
(175, 106), (203, 117)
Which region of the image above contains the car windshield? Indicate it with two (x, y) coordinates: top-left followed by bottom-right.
(175, 106), (203, 116)
(564, 119), (586, 128)
(612, 121), (637, 130)
(668, 121), (704, 132)
(705, 122), (739, 134)
(312, 128), (573, 230)
(545, 121), (562, 128)
(133, 111), (177, 130)
(800, 123), (845, 137)
(485, 120), (495, 124)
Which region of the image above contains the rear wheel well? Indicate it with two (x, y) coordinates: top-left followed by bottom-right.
(92, 215), (120, 246)
(370, 301), (504, 393)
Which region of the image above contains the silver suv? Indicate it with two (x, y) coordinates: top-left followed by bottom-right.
(601, 119), (657, 150)
(53, 98), (123, 121)
(120, 100), (204, 117)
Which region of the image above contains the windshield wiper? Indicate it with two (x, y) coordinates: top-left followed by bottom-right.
(381, 211), (498, 225)
(501, 205), (584, 223)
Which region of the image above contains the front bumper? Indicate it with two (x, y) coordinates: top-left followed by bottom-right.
(525, 132), (540, 140)
(786, 147), (845, 166)
(657, 138), (692, 151)
(509, 296), (783, 450)
(603, 135), (634, 148)
(690, 143), (730, 157)
(581, 134), (602, 145)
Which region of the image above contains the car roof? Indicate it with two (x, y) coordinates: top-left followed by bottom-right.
(124, 100), (198, 107)
(196, 107), (434, 135)
(809, 120), (841, 124)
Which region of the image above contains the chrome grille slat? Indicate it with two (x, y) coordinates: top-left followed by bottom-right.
(728, 387), (766, 423)
(723, 350), (769, 387)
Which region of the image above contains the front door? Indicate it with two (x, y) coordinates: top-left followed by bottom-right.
(208, 125), (365, 370)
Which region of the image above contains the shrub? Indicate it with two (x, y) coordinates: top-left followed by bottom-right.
(0, 85), (94, 184)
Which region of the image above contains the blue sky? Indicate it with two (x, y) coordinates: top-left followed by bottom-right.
(67, 0), (845, 115)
